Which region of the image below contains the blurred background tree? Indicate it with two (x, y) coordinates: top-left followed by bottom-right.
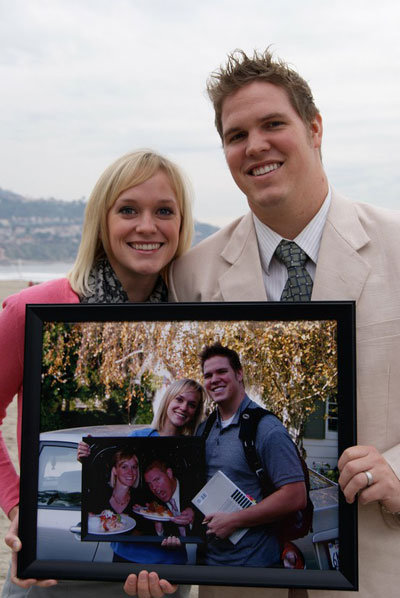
(41, 319), (337, 450)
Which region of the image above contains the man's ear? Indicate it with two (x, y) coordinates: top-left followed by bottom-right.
(167, 468), (174, 480)
(310, 113), (323, 149)
(236, 368), (244, 383)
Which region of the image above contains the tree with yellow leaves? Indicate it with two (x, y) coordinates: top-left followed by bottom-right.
(41, 318), (337, 447)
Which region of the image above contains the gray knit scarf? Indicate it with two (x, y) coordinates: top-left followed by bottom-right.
(80, 258), (168, 304)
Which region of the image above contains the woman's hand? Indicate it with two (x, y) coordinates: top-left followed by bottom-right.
(338, 445), (400, 512)
(4, 507), (57, 589)
(124, 570), (178, 597)
(77, 440), (91, 461)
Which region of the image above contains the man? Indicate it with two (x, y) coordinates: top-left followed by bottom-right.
(108, 458), (196, 568)
(144, 459), (197, 545)
(168, 49), (400, 598)
(197, 343), (306, 567)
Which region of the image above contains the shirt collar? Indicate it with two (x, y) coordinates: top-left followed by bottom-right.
(253, 188), (332, 275)
(216, 395), (251, 427)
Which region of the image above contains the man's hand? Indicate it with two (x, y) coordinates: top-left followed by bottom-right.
(4, 508), (57, 589)
(124, 570), (178, 597)
(171, 507), (194, 526)
(203, 511), (239, 539)
(338, 445), (400, 512)
(161, 535), (182, 548)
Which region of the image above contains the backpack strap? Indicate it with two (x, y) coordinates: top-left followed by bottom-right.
(201, 409), (218, 439)
(238, 406), (276, 496)
(239, 406), (314, 541)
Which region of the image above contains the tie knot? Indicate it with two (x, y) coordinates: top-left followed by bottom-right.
(275, 240), (308, 268)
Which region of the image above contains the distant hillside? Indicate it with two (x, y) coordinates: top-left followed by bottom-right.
(0, 188), (218, 263)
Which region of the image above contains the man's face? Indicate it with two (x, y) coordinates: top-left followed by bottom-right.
(144, 466), (176, 503)
(203, 355), (244, 407)
(221, 81), (324, 231)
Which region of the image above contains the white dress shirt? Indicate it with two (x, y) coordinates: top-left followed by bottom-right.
(253, 189), (331, 301)
(168, 481), (181, 513)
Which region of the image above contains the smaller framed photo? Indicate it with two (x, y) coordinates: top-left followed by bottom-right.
(80, 436), (205, 549)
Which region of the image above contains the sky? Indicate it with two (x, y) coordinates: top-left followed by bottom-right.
(1, 0), (399, 227)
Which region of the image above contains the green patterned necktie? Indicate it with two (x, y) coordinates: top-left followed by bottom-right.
(275, 240), (313, 301)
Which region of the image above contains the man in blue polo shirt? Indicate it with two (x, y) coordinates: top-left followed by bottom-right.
(198, 342), (306, 567)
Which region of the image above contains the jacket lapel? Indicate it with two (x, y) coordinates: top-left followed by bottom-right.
(218, 213), (267, 301)
(312, 191), (371, 301)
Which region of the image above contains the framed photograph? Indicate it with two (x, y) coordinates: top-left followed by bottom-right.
(18, 301), (357, 590)
(80, 436), (205, 546)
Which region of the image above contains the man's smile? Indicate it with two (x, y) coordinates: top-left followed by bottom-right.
(248, 162), (282, 176)
(210, 384), (226, 395)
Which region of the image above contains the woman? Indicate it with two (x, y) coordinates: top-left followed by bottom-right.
(78, 378), (205, 458)
(132, 378), (205, 438)
(1, 149), (193, 598)
(78, 378), (205, 566)
(102, 449), (141, 516)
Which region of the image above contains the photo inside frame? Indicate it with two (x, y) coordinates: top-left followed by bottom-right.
(18, 302), (356, 589)
(80, 436), (205, 549)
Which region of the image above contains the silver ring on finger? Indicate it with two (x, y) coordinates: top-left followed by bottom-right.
(364, 470), (374, 487)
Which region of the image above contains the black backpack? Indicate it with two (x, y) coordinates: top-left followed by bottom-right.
(201, 405), (313, 543)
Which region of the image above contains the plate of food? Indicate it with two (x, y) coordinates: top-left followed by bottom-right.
(88, 510), (136, 534)
(132, 502), (175, 521)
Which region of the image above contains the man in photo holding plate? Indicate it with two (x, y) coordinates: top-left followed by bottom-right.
(143, 460), (197, 543)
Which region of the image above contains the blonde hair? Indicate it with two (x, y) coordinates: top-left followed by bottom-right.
(152, 378), (205, 436)
(110, 449), (140, 489)
(68, 149), (193, 297)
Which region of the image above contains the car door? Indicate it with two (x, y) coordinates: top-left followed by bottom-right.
(37, 441), (113, 562)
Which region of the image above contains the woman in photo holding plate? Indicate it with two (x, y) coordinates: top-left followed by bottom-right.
(1, 149), (194, 598)
(86, 448), (146, 535)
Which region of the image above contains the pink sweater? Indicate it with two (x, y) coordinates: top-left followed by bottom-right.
(0, 278), (79, 516)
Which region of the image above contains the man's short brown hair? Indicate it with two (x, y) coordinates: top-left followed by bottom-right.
(199, 342), (242, 374)
(207, 48), (319, 141)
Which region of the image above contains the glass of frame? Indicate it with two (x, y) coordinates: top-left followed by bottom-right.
(18, 301), (357, 591)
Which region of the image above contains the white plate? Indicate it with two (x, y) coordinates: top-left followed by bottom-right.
(132, 506), (174, 522)
(89, 514), (136, 534)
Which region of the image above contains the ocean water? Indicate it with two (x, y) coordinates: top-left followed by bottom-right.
(0, 262), (74, 282)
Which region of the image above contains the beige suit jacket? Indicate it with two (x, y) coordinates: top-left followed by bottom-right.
(169, 191), (400, 598)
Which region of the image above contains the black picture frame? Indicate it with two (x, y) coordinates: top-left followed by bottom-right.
(18, 301), (357, 591)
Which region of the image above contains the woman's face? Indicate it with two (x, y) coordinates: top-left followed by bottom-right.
(166, 389), (201, 429)
(113, 456), (138, 488)
(106, 170), (181, 289)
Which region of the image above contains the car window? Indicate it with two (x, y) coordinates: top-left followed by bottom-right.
(38, 444), (81, 509)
